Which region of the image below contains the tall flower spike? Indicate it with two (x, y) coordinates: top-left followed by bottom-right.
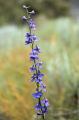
(22, 5), (49, 120)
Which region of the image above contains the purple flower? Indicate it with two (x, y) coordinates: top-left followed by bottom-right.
(30, 51), (39, 61)
(37, 112), (43, 115)
(30, 73), (37, 82)
(25, 33), (33, 44)
(29, 79), (34, 82)
(29, 51), (38, 56)
(26, 33), (31, 38)
(37, 70), (44, 78)
(30, 65), (36, 72)
(25, 39), (32, 45)
(29, 19), (36, 30)
(35, 78), (42, 84)
(33, 45), (40, 53)
(29, 10), (35, 14)
(26, 33), (39, 42)
(35, 103), (44, 110)
(43, 106), (49, 113)
(32, 34), (39, 41)
(35, 62), (43, 69)
(41, 83), (47, 91)
(22, 5), (29, 9)
(32, 89), (43, 99)
(42, 98), (49, 107)
(30, 56), (39, 61)
(22, 16), (27, 21)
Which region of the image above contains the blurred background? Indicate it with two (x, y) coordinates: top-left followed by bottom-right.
(0, 0), (79, 120)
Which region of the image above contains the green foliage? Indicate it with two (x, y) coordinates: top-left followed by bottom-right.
(0, 0), (70, 25)
(42, 0), (70, 17)
(0, 0), (24, 25)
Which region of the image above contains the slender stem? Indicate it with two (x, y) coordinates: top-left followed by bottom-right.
(32, 40), (45, 120)
(30, 26), (45, 120)
(27, 9), (45, 120)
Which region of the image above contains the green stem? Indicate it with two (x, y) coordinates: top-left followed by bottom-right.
(27, 9), (45, 120)
(31, 33), (45, 120)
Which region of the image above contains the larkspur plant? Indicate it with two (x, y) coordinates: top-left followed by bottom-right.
(22, 5), (49, 120)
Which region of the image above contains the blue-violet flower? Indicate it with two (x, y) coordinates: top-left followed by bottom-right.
(22, 5), (49, 120)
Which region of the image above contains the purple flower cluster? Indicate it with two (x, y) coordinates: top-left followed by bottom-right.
(22, 5), (49, 119)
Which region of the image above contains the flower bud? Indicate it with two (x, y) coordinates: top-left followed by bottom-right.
(22, 16), (27, 21)
(29, 10), (35, 14)
(22, 5), (29, 9)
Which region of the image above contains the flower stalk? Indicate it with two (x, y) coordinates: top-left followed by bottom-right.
(22, 5), (49, 120)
